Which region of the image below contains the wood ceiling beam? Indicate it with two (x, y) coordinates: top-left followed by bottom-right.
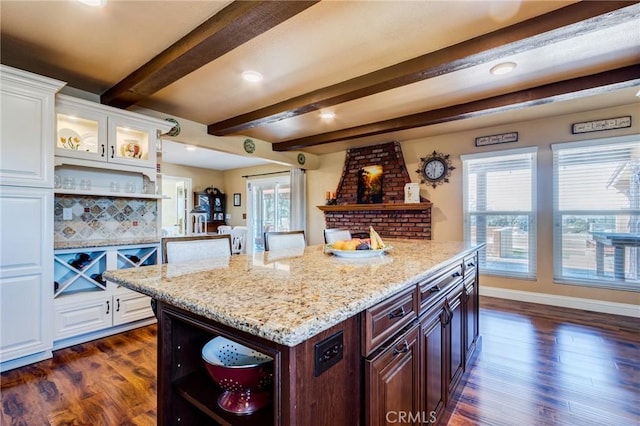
(207, 1), (638, 136)
(271, 65), (640, 151)
(101, 0), (319, 109)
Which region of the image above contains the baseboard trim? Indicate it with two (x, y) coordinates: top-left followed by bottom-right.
(53, 317), (157, 351)
(479, 286), (640, 318)
(0, 349), (53, 373)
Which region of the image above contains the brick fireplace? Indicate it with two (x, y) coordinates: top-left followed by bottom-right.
(319, 142), (432, 240)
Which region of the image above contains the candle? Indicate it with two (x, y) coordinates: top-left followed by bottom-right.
(325, 191), (331, 199)
(331, 192), (336, 200)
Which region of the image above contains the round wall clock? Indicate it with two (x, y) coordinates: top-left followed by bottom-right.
(417, 150), (455, 189)
(243, 138), (256, 154)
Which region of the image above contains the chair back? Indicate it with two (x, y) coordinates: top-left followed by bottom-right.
(324, 228), (352, 244)
(162, 234), (232, 263)
(217, 225), (232, 235)
(230, 227), (247, 254)
(264, 230), (306, 251)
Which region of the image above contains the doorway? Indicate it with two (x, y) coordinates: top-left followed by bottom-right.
(246, 175), (291, 253)
(161, 175), (192, 236)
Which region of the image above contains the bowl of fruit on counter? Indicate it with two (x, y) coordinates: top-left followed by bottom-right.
(325, 227), (392, 258)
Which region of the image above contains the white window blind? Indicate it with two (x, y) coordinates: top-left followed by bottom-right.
(552, 135), (640, 290)
(462, 147), (537, 279)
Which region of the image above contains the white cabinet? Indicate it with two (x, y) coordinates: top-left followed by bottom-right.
(0, 187), (55, 370)
(52, 244), (158, 347)
(55, 94), (173, 178)
(54, 292), (153, 340)
(0, 65), (63, 373)
(0, 65), (64, 187)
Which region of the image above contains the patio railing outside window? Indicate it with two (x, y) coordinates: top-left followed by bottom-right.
(552, 135), (640, 291)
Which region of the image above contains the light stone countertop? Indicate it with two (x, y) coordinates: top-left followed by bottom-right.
(103, 239), (481, 347)
(54, 237), (161, 250)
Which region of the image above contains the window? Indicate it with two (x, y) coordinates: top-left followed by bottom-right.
(552, 135), (640, 290)
(462, 147), (537, 279)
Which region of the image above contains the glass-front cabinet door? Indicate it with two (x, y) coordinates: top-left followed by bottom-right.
(56, 103), (107, 162)
(108, 115), (155, 168)
(55, 94), (157, 169)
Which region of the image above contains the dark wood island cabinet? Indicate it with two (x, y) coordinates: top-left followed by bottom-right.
(104, 240), (482, 425)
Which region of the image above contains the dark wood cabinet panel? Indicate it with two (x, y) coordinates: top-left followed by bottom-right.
(446, 286), (465, 398)
(419, 263), (462, 315)
(362, 286), (418, 356)
(464, 276), (479, 364)
(463, 252), (480, 366)
(420, 302), (445, 422)
(366, 323), (420, 426)
(366, 252), (481, 426)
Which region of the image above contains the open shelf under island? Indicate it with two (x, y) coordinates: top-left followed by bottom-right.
(104, 239), (483, 425)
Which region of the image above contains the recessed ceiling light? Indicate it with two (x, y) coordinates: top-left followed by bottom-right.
(320, 111), (335, 119)
(242, 70), (263, 83)
(185, 145), (197, 151)
(490, 62), (517, 76)
(78, 0), (106, 6)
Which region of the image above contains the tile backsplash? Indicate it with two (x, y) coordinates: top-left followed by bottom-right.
(54, 195), (158, 244)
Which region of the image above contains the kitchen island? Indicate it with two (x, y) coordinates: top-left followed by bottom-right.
(104, 239), (483, 425)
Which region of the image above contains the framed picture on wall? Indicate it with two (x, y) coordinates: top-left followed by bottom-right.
(233, 193), (241, 206)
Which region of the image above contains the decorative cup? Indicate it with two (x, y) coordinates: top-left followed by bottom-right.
(62, 176), (75, 190)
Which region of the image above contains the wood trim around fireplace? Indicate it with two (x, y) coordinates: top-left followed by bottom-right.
(317, 202), (432, 212)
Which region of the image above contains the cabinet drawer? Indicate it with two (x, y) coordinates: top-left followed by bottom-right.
(463, 254), (478, 279)
(419, 263), (463, 314)
(362, 286), (418, 356)
(113, 293), (154, 325)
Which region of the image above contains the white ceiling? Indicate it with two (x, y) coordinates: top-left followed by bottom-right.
(161, 140), (272, 170)
(1, 0), (638, 166)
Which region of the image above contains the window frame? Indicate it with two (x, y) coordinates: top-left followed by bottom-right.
(551, 134), (640, 291)
(462, 146), (538, 279)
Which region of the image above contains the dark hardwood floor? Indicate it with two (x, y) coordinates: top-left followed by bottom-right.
(448, 297), (640, 426)
(1, 326), (158, 425)
(2, 297), (638, 425)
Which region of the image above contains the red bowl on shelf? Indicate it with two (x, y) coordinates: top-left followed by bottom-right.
(202, 336), (273, 415)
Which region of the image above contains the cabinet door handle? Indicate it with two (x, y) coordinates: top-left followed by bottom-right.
(428, 285), (441, 294)
(466, 262), (475, 268)
(105, 300), (110, 314)
(441, 305), (452, 325)
(110, 145), (115, 159)
(116, 298), (120, 312)
(388, 306), (405, 319)
(452, 271), (462, 278)
(393, 341), (409, 356)
(101, 144), (105, 157)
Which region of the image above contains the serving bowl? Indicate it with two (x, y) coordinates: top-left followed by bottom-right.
(202, 336), (273, 415)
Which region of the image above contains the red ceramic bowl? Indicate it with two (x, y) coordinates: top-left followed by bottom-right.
(202, 336), (273, 415)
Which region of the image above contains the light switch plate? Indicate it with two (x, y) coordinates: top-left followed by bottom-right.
(62, 208), (72, 220)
